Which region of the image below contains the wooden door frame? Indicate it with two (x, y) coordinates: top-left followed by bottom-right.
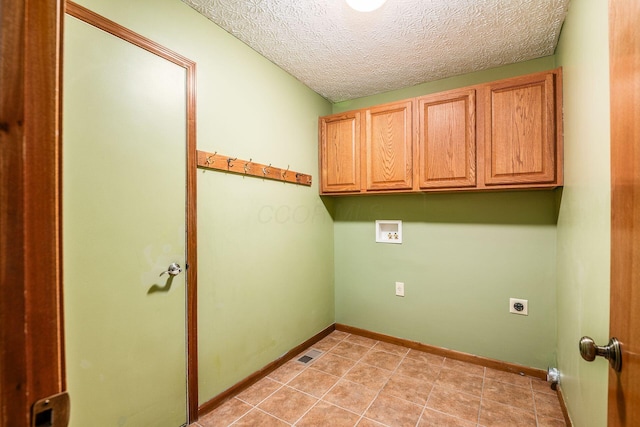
(1, 0), (65, 425)
(0, 0), (199, 424)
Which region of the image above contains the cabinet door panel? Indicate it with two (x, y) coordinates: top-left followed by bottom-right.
(365, 101), (413, 190)
(320, 112), (361, 193)
(418, 90), (476, 189)
(485, 74), (556, 185)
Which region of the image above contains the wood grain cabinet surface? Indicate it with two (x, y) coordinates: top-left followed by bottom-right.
(417, 89), (476, 189)
(484, 72), (559, 186)
(365, 101), (413, 191)
(318, 68), (562, 195)
(319, 111), (361, 193)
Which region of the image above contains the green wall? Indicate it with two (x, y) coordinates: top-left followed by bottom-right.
(333, 192), (558, 369)
(555, 1), (611, 425)
(66, 0), (334, 407)
(331, 60), (561, 369)
(64, 0), (613, 423)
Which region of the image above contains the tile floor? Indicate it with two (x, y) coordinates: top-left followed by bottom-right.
(193, 331), (566, 427)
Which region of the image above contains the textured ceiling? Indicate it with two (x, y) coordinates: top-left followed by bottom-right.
(182, 0), (570, 102)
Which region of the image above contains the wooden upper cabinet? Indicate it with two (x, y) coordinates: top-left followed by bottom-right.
(365, 101), (413, 191)
(417, 89), (476, 189)
(484, 72), (558, 185)
(318, 69), (562, 195)
(319, 111), (361, 193)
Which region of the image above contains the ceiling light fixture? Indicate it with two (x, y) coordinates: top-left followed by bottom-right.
(345, 0), (387, 12)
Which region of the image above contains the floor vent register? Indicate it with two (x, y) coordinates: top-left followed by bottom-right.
(296, 349), (323, 365)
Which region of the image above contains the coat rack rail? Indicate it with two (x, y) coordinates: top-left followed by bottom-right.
(196, 150), (312, 186)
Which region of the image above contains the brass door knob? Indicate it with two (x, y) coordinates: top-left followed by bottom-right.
(579, 336), (622, 372)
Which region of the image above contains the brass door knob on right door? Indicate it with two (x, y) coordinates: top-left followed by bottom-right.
(579, 336), (622, 372)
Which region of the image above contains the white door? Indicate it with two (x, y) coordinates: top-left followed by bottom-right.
(63, 15), (188, 426)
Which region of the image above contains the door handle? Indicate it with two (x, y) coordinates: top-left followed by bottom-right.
(579, 336), (622, 372)
(159, 263), (182, 277)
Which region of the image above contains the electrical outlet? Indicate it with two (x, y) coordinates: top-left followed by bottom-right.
(509, 298), (528, 315)
(395, 282), (405, 297)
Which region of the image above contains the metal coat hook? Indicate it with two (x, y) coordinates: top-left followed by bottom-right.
(282, 165), (290, 179)
(262, 164), (271, 176)
(244, 158), (252, 174)
(227, 157), (237, 168)
(205, 152), (217, 165)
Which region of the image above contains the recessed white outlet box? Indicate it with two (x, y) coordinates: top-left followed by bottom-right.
(509, 298), (528, 315)
(395, 282), (405, 297)
(376, 220), (402, 244)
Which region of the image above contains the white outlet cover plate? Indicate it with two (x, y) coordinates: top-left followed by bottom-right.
(395, 281), (405, 297)
(509, 298), (528, 315)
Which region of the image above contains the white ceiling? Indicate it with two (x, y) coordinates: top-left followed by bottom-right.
(182, 0), (570, 103)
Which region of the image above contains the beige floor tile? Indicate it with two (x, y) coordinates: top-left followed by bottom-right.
(195, 336), (564, 427)
(312, 353), (357, 377)
(296, 401), (360, 427)
(396, 357), (441, 382)
(372, 341), (410, 356)
(356, 418), (386, 427)
(267, 360), (306, 383)
(233, 409), (289, 427)
(426, 386), (481, 423)
(436, 368), (484, 396)
(236, 377), (282, 405)
(360, 350), (403, 371)
(288, 368), (340, 398)
(198, 398), (252, 427)
(482, 378), (535, 411)
(311, 336), (344, 352)
(418, 408), (477, 427)
(479, 398), (537, 427)
(364, 393), (424, 427)
(381, 373), (433, 405)
(330, 341), (371, 361)
(257, 385), (317, 424)
(535, 391), (565, 420)
(485, 368), (533, 389)
(344, 362), (392, 391)
(537, 415), (567, 427)
(406, 349), (445, 366)
(344, 334), (378, 348)
(532, 378), (557, 395)
(323, 379), (378, 415)
(442, 358), (485, 377)
(330, 330), (350, 340)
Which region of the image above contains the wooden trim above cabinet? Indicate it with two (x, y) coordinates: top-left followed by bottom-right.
(319, 68), (563, 196)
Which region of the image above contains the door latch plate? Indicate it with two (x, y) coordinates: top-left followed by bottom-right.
(32, 391), (70, 427)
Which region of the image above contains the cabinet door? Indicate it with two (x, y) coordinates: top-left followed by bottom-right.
(485, 73), (556, 185)
(320, 112), (361, 193)
(365, 101), (413, 190)
(417, 90), (476, 189)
